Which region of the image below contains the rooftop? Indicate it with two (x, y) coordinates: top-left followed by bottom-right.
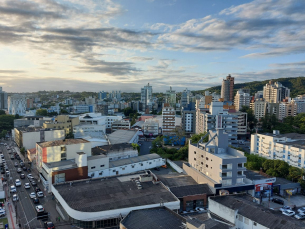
(92, 143), (134, 156)
(107, 129), (138, 145)
(210, 195), (305, 229)
(121, 207), (186, 229)
(157, 173), (198, 188)
(87, 154), (107, 161)
(53, 173), (178, 212)
(44, 160), (76, 169)
(37, 138), (90, 148)
(27, 148), (36, 155)
(244, 170), (274, 181)
(109, 154), (161, 168)
(259, 132), (305, 140)
(187, 212), (232, 229)
(15, 126), (52, 132)
(170, 184), (213, 198)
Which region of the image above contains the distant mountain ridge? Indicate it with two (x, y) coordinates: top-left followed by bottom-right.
(193, 76), (305, 97)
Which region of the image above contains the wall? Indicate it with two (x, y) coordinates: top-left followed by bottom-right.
(51, 166), (88, 184)
(209, 198), (236, 224)
(107, 149), (138, 161)
(88, 157), (109, 173)
(182, 194), (207, 210)
(52, 184), (180, 221)
(166, 159), (184, 173)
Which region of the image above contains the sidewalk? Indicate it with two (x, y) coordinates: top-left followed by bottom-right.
(4, 188), (19, 229)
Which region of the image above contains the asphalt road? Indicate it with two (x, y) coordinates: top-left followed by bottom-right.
(138, 140), (152, 155)
(1, 141), (45, 229)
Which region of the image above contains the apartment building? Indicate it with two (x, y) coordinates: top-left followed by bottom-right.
(165, 86), (176, 107)
(180, 88), (192, 108)
(195, 91), (220, 109)
(98, 91), (107, 100)
(143, 118), (159, 136)
(292, 94), (305, 114)
(73, 104), (95, 113)
(141, 83), (152, 108)
(234, 89), (250, 111)
(279, 100), (297, 120)
(251, 99), (267, 120)
(229, 111), (248, 135)
(85, 96), (95, 105)
(181, 103), (196, 134)
(250, 131), (305, 169)
(8, 94), (27, 116)
(162, 104), (176, 134)
(14, 127), (65, 149)
(79, 113), (122, 129)
(186, 129), (251, 194)
(43, 115), (80, 134)
(221, 74), (234, 102)
(263, 81), (290, 103)
(0, 87), (8, 110)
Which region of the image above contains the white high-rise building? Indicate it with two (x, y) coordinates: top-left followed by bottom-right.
(263, 81), (290, 103)
(251, 99), (267, 120)
(162, 104), (176, 134)
(279, 100), (297, 121)
(0, 87), (8, 110)
(8, 94), (26, 116)
(141, 83), (152, 108)
(234, 89), (250, 111)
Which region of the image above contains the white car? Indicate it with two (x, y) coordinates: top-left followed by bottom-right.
(35, 205), (44, 213)
(298, 207), (305, 213)
(37, 191), (44, 198)
(24, 183), (30, 189)
(283, 210), (295, 217)
(15, 179), (21, 187)
(27, 174), (34, 179)
(280, 206), (292, 212)
(12, 194), (18, 202)
(29, 192), (36, 199)
(295, 213), (305, 220)
(0, 209), (5, 217)
(10, 185), (16, 193)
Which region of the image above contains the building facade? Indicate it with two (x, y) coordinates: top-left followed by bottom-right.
(141, 83), (152, 108)
(98, 91), (107, 100)
(43, 115), (80, 134)
(234, 89), (250, 111)
(143, 119), (159, 136)
(263, 81), (290, 103)
(251, 99), (267, 120)
(8, 94), (27, 116)
(221, 74), (234, 102)
(250, 131), (305, 169)
(279, 100), (297, 121)
(0, 87), (8, 110)
(165, 86), (176, 107)
(181, 103), (196, 134)
(292, 94), (305, 114)
(162, 104), (176, 134)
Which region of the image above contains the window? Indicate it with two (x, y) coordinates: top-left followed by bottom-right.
(149, 162), (152, 164)
(238, 163), (243, 168)
(61, 153), (66, 161)
(91, 166), (95, 169)
(61, 146), (66, 151)
(238, 171), (243, 176)
(254, 222), (257, 226)
(100, 165), (104, 167)
(194, 151), (196, 154)
(194, 158), (196, 161)
(201, 155), (203, 158)
(131, 165), (135, 168)
(206, 157), (209, 160)
(113, 170), (116, 172)
(206, 164), (208, 168)
(99, 171), (103, 175)
(122, 168), (125, 170)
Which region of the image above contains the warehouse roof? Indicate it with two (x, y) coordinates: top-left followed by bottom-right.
(37, 138), (89, 147)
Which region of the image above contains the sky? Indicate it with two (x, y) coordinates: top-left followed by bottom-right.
(0, 0), (305, 93)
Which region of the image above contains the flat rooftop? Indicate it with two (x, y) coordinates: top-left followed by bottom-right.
(260, 132), (305, 140)
(157, 173), (198, 188)
(170, 184), (213, 198)
(92, 143), (134, 156)
(107, 130), (138, 144)
(37, 138), (90, 147)
(244, 170), (273, 181)
(44, 160), (76, 169)
(54, 173), (178, 212)
(211, 194), (305, 229)
(121, 207), (186, 229)
(109, 154), (161, 168)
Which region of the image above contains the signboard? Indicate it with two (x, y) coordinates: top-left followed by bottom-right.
(255, 183), (272, 192)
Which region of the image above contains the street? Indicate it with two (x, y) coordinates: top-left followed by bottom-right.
(138, 140), (152, 155)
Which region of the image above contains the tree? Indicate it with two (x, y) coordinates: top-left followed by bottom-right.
(14, 114), (20, 119)
(36, 109), (48, 116)
(20, 147), (26, 156)
(0, 110), (5, 115)
(123, 107), (134, 117)
(164, 126), (186, 146)
(131, 143), (140, 155)
(65, 132), (74, 139)
(0, 114), (16, 131)
(190, 132), (208, 144)
(60, 109), (69, 114)
(240, 106), (257, 130)
(0, 130), (7, 139)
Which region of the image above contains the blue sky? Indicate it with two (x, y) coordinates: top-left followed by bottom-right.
(0, 0), (304, 93)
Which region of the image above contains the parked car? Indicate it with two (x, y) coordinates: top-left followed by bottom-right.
(44, 221), (55, 229)
(10, 155), (14, 160)
(27, 174), (34, 179)
(12, 194), (19, 202)
(280, 206), (292, 212)
(37, 191), (44, 198)
(35, 205), (44, 213)
(24, 183), (30, 189)
(15, 179), (21, 187)
(0, 209), (6, 217)
(29, 192), (36, 199)
(17, 168), (22, 173)
(22, 166), (27, 171)
(20, 162), (24, 167)
(295, 213), (305, 220)
(10, 185), (16, 193)
(35, 187), (41, 192)
(283, 210), (295, 217)
(33, 197), (40, 204)
(20, 173), (25, 179)
(14, 162), (18, 167)
(271, 198), (284, 205)
(30, 180), (37, 186)
(298, 207), (305, 213)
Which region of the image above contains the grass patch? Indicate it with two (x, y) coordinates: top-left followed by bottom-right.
(0, 217), (9, 228)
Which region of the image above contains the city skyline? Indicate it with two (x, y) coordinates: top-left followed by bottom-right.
(0, 0), (305, 92)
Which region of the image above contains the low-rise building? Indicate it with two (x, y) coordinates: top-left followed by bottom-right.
(111, 120), (130, 131)
(143, 118), (159, 136)
(92, 143), (138, 160)
(14, 127), (65, 150)
(43, 115), (80, 134)
(107, 129), (139, 144)
(51, 172), (180, 228)
(73, 104), (95, 113)
(250, 131), (305, 169)
(14, 116), (49, 128)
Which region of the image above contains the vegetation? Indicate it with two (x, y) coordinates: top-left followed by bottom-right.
(0, 114), (16, 132)
(193, 76), (305, 97)
(240, 106), (257, 131)
(36, 109), (48, 116)
(151, 133), (208, 161)
(20, 147), (26, 156)
(0, 130), (7, 139)
(65, 132), (74, 139)
(131, 143), (140, 154)
(0, 110), (5, 115)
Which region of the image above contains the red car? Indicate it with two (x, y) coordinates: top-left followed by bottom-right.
(44, 221), (55, 229)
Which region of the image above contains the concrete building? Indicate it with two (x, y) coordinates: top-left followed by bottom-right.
(85, 96), (95, 105)
(51, 172), (179, 228)
(107, 129), (139, 144)
(73, 104), (95, 113)
(196, 91), (220, 110)
(141, 83), (152, 109)
(14, 127), (65, 150)
(0, 87), (8, 110)
(108, 91), (121, 100)
(234, 89), (250, 111)
(228, 111), (247, 135)
(221, 74), (234, 102)
(98, 91), (107, 100)
(95, 103), (108, 115)
(78, 113), (122, 129)
(250, 131), (305, 169)
(165, 86), (176, 107)
(180, 88), (192, 108)
(181, 102), (196, 134)
(14, 116), (49, 128)
(279, 100), (297, 121)
(209, 194), (304, 229)
(251, 99), (267, 120)
(43, 115), (80, 134)
(111, 120), (131, 131)
(186, 129), (252, 194)
(8, 94), (27, 116)
(292, 94), (305, 114)
(92, 143), (138, 160)
(266, 102), (280, 120)
(162, 104), (176, 134)
(26, 98), (33, 109)
(263, 81), (290, 103)
(196, 102), (238, 144)
(143, 119), (159, 136)
(254, 91), (264, 99)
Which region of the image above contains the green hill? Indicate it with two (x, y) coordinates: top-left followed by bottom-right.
(193, 76), (305, 97)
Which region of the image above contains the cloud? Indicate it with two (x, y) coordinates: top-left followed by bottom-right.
(0, 70), (26, 74)
(269, 61), (305, 67)
(128, 56), (154, 62)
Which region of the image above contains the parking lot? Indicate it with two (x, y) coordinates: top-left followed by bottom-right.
(263, 195), (305, 209)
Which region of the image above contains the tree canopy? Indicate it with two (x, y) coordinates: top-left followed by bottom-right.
(36, 109), (48, 116)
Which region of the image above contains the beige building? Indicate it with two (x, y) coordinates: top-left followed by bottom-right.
(279, 100), (297, 121)
(234, 89), (250, 111)
(251, 99), (267, 120)
(263, 81), (290, 103)
(43, 115), (80, 134)
(162, 103), (176, 134)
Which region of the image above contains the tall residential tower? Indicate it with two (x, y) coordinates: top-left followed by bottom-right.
(221, 74), (234, 102)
